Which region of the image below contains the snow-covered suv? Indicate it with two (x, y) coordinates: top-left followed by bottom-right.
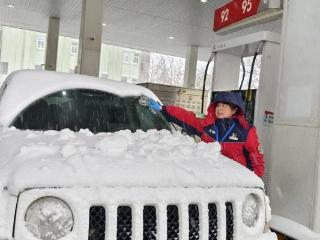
(0, 70), (276, 240)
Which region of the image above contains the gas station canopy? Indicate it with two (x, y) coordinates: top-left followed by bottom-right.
(0, 0), (281, 60)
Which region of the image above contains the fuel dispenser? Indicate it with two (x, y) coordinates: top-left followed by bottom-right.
(209, 31), (281, 193)
(209, 0), (320, 239)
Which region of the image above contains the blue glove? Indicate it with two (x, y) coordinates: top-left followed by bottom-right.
(147, 98), (162, 112)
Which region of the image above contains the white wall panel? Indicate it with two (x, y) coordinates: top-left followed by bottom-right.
(270, 0), (320, 234)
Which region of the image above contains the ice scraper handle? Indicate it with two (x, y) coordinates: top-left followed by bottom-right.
(147, 98), (162, 112)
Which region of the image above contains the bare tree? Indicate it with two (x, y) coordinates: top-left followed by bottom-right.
(144, 53), (185, 86)
(239, 55), (261, 90)
(195, 61), (214, 90)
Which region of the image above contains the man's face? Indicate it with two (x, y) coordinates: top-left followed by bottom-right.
(215, 102), (237, 118)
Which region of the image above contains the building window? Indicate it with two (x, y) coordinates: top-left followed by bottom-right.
(71, 42), (78, 55)
(101, 73), (109, 79)
(133, 53), (139, 64)
(121, 76), (128, 82)
(0, 29), (3, 47)
(0, 62), (8, 74)
(34, 64), (44, 70)
(36, 37), (45, 50)
(123, 52), (130, 63)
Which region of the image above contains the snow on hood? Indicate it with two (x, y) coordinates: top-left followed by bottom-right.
(0, 128), (263, 194)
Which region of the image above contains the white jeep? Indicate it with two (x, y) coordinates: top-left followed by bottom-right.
(0, 70), (276, 240)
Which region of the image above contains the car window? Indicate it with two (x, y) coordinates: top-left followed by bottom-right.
(11, 89), (171, 133)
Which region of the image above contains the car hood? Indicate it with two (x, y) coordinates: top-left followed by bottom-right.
(0, 127), (263, 194)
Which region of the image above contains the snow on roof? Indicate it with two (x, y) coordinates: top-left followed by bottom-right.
(0, 127), (263, 194)
(0, 70), (159, 126)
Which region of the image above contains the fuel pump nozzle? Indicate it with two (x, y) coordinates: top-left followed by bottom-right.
(244, 41), (265, 119)
(200, 50), (215, 114)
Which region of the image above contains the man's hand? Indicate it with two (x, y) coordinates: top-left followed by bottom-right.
(147, 98), (162, 112)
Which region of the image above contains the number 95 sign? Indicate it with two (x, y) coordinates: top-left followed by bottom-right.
(214, 0), (267, 31)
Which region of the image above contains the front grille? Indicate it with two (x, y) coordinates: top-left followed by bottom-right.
(88, 206), (106, 240)
(226, 202), (234, 240)
(188, 205), (199, 240)
(208, 203), (218, 240)
(143, 206), (157, 240)
(88, 203), (234, 240)
(167, 205), (179, 240)
(117, 206), (132, 240)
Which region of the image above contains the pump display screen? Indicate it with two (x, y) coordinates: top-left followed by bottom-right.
(213, 0), (268, 31)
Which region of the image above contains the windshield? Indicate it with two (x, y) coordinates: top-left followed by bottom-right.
(11, 89), (171, 133)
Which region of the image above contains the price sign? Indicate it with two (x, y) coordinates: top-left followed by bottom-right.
(213, 0), (265, 31)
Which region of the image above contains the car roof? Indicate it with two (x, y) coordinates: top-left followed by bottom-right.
(0, 70), (159, 126)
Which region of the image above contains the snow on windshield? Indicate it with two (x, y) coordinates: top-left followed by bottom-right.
(0, 127), (262, 194)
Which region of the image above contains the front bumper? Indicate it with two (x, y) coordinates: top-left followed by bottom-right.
(13, 187), (274, 240)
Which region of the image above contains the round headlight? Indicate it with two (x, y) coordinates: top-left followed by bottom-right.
(242, 194), (260, 227)
(25, 197), (74, 240)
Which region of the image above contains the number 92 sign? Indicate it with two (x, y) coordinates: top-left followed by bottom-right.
(213, 0), (264, 31)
